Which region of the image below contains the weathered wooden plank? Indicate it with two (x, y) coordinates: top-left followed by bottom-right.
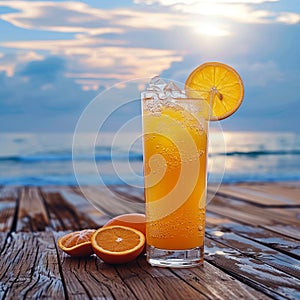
(0, 232), (65, 299)
(208, 194), (300, 239)
(0, 231), (7, 245)
(76, 186), (145, 217)
(41, 189), (98, 231)
(265, 182), (300, 205)
(279, 182), (300, 189)
(42, 186), (109, 228)
(239, 182), (300, 206)
(264, 207), (300, 221)
(17, 187), (49, 232)
(55, 231), (268, 300)
(206, 211), (300, 259)
(0, 232), (8, 298)
(65, 187), (110, 227)
(207, 195), (276, 226)
(205, 237), (300, 299)
(213, 182), (300, 207)
(206, 227), (300, 280)
(171, 263), (271, 299)
(263, 224), (300, 242)
(115, 257), (207, 300)
(136, 255), (271, 300)
(111, 185), (145, 203)
(0, 186), (18, 233)
(54, 231), (144, 299)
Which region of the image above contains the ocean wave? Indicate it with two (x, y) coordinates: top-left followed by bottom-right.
(211, 149), (300, 157)
(1, 149), (300, 163)
(0, 153), (143, 163)
(1, 172), (299, 186)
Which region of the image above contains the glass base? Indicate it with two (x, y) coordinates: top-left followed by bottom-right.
(146, 245), (204, 268)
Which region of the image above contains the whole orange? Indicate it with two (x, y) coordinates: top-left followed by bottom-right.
(103, 213), (146, 236)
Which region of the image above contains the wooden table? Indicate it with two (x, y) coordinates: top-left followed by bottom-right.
(0, 182), (299, 299)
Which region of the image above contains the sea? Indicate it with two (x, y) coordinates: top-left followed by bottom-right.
(0, 131), (299, 186)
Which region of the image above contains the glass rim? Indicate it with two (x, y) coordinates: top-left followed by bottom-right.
(141, 96), (206, 102)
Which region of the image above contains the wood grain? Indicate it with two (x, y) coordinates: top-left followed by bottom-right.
(208, 193), (300, 240)
(206, 211), (300, 259)
(42, 186), (109, 228)
(115, 257), (207, 300)
(41, 189), (97, 231)
(55, 231), (146, 299)
(76, 186), (145, 216)
(0, 183), (299, 300)
(0, 186), (18, 232)
(17, 187), (49, 232)
(212, 182), (300, 207)
(205, 237), (300, 299)
(0, 232), (64, 299)
(170, 261), (271, 300)
(206, 227), (300, 279)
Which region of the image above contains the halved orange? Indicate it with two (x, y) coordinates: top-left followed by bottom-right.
(103, 213), (146, 236)
(185, 62), (244, 121)
(91, 225), (145, 264)
(57, 229), (96, 257)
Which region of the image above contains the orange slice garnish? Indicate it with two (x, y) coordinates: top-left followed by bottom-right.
(185, 62), (244, 121)
(58, 229), (96, 257)
(91, 225), (145, 264)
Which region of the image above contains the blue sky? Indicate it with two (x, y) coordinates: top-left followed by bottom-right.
(0, 0), (299, 133)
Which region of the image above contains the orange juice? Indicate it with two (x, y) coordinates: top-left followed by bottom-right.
(142, 98), (208, 251)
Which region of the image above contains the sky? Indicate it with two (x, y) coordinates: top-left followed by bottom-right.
(0, 0), (300, 133)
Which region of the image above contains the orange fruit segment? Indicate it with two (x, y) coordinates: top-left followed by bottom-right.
(103, 213), (146, 236)
(58, 229), (96, 257)
(185, 62), (244, 121)
(91, 225), (145, 264)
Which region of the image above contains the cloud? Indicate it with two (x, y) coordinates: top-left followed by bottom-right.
(134, 0), (279, 3)
(1, 1), (299, 38)
(135, 0), (300, 25)
(1, 0), (298, 91)
(0, 2), (186, 89)
(0, 0), (299, 134)
(19, 56), (65, 83)
(0, 56), (97, 117)
(276, 12), (300, 24)
(0, 38), (182, 89)
(0, 1), (191, 33)
(0, 1), (112, 33)
(0, 56), (146, 132)
(0, 51), (43, 76)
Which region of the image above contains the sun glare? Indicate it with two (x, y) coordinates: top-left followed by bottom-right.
(196, 23), (230, 37)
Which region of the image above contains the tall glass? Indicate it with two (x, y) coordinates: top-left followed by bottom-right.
(142, 91), (208, 268)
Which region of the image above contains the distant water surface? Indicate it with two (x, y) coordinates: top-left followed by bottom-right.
(0, 132), (299, 186)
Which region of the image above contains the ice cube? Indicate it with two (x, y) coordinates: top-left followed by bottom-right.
(163, 81), (184, 98)
(147, 86), (161, 93)
(149, 76), (166, 90)
(142, 85), (161, 100)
